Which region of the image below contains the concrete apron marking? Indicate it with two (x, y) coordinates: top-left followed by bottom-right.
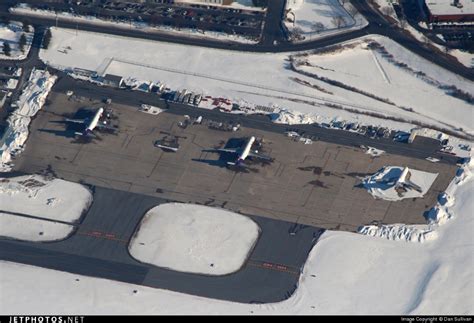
(77, 230), (128, 243)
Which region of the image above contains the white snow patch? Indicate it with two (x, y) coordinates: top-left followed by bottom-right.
(0, 212), (74, 242)
(5, 78), (18, 90)
(363, 166), (438, 201)
(0, 69), (57, 172)
(0, 174), (92, 223)
(129, 203), (260, 275)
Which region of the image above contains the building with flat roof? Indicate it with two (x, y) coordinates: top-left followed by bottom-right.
(102, 74), (124, 88)
(425, 0), (474, 23)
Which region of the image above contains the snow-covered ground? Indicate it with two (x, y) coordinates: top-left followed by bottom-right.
(448, 49), (474, 69)
(0, 21), (34, 60)
(10, 6), (259, 44)
(371, 0), (399, 22)
(0, 69), (57, 172)
(1, 158), (472, 314)
(0, 174), (93, 223)
(129, 203), (260, 275)
(284, 0), (367, 42)
(371, 0), (474, 69)
(176, 0), (264, 11)
(0, 212), (74, 242)
(39, 28), (474, 144)
(363, 166), (438, 201)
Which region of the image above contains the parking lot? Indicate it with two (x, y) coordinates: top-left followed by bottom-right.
(12, 90), (458, 232)
(24, 0), (264, 39)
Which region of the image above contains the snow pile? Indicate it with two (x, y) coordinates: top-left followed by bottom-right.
(0, 69), (57, 172)
(129, 203), (260, 275)
(363, 145), (385, 157)
(0, 212), (74, 242)
(6, 78), (18, 90)
(426, 157), (472, 226)
(271, 109), (321, 125)
(0, 174), (93, 222)
(363, 166), (438, 201)
(358, 224), (437, 243)
(0, 21), (34, 60)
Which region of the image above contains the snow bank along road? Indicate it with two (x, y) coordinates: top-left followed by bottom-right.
(0, 186), (325, 303)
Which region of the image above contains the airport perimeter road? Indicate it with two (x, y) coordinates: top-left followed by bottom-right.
(53, 75), (460, 167)
(0, 185), (325, 303)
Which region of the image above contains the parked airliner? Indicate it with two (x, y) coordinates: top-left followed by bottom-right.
(65, 107), (115, 137)
(206, 136), (272, 166)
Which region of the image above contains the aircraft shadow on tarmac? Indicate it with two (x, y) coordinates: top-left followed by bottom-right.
(38, 108), (118, 143)
(193, 137), (274, 173)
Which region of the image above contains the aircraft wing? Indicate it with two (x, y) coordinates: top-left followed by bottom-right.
(248, 151), (272, 161)
(204, 148), (239, 154)
(96, 123), (117, 132)
(65, 118), (86, 124)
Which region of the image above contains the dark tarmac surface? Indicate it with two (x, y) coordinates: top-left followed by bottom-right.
(13, 85), (458, 231)
(0, 186), (324, 303)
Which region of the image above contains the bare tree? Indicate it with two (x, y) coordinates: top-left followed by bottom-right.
(291, 27), (305, 41)
(332, 16), (345, 29)
(311, 22), (325, 33)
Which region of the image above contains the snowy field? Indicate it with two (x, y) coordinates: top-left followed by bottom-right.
(0, 69), (57, 172)
(1, 158), (472, 314)
(363, 166), (438, 201)
(0, 212), (74, 242)
(10, 6), (259, 44)
(0, 21), (34, 60)
(39, 28), (473, 143)
(129, 203), (260, 275)
(284, 0), (366, 42)
(0, 174), (93, 223)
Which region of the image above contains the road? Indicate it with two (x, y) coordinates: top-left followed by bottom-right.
(0, 185), (325, 303)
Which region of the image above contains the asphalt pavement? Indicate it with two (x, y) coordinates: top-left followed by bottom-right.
(0, 185), (325, 303)
(52, 74), (459, 166)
